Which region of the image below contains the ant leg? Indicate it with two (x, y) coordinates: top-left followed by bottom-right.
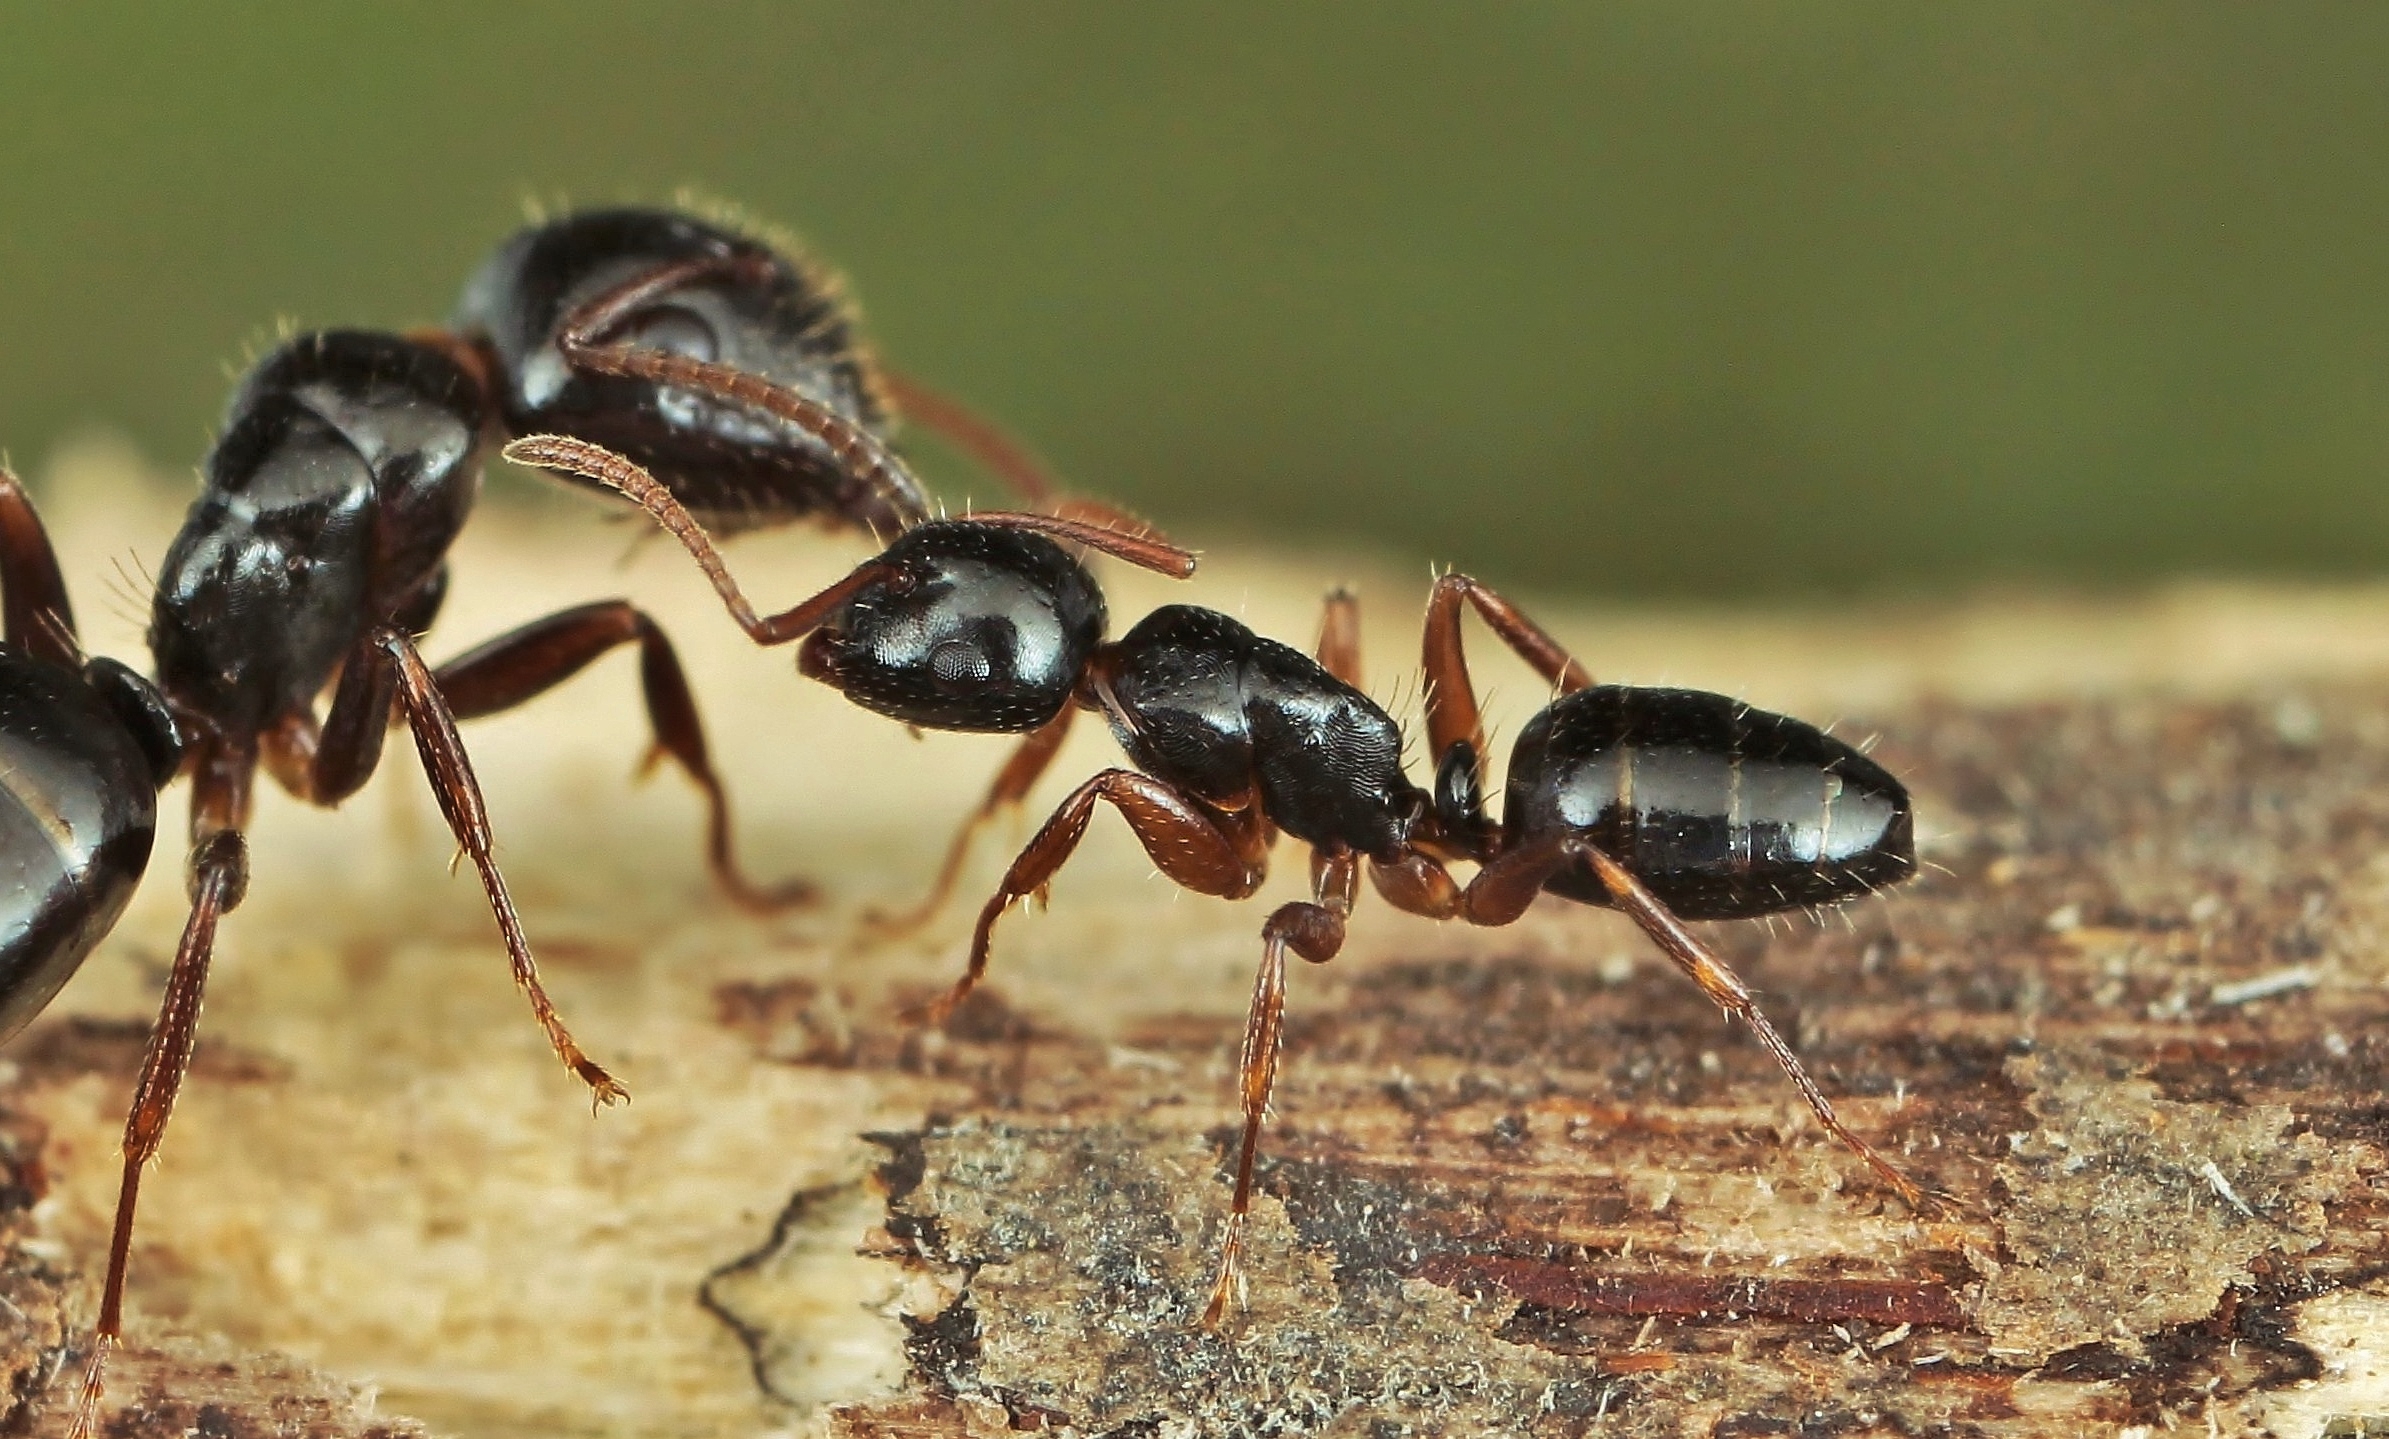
(311, 624), (625, 1105)
(504, 435), (899, 646)
(863, 704), (1079, 939)
(432, 601), (815, 912)
(1202, 845), (1358, 1328)
(927, 771), (1269, 1025)
(1461, 834), (1922, 1205)
(72, 816), (251, 1439)
(0, 466), (79, 665)
(878, 372), (1179, 547)
(1420, 573), (1594, 768)
(1315, 587), (1363, 688)
(1368, 849), (1463, 919)
(880, 370), (1061, 508)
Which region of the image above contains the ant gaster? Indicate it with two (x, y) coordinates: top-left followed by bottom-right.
(510, 436), (1924, 1328)
(445, 206), (1076, 538)
(65, 328), (811, 1431)
(0, 471), (183, 1048)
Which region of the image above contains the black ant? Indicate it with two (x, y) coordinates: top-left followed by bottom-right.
(511, 436), (1925, 1329)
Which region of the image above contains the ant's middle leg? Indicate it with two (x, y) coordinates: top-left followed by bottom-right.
(863, 704), (1079, 939)
(1420, 573), (1595, 768)
(1201, 844), (1359, 1328)
(926, 771), (1270, 1025)
(310, 623), (626, 1105)
(1459, 833), (1923, 1206)
(431, 601), (814, 912)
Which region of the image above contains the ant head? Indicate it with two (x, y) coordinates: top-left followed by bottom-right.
(798, 520), (1106, 731)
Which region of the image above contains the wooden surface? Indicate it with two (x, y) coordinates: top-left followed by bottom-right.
(0, 440), (2384, 1436)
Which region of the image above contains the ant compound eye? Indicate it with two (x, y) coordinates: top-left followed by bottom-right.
(929, 637), (993, 690)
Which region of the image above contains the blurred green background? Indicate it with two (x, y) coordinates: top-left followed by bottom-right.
(2, 3), (2384, 599)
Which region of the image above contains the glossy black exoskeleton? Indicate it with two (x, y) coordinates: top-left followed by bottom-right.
(796, 521), (1110, 732)
(69, 327), (821, 1433)
(0, 471), (183, 1046)
(508, 436), (1925, 1329)
(448, 206), (1076, 538)
(1470, 685), (1914, 918)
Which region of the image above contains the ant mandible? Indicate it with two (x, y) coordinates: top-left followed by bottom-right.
(508, 436), (1925, 1328)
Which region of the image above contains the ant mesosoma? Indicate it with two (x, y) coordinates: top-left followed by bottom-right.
(510, 435), (1925, 1328)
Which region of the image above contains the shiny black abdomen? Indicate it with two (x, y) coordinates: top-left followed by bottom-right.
(1104, 606), (1420, 858)
(0, 654), (161, 1043)
(1504, 686), (1914, 919)
(149, 332), (483, 733)
(455, 207), (887, 531)
(808, 524), (1104, 732)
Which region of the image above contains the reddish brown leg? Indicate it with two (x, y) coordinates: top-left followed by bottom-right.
(1421, 572), (1595, 769)
(1368, 849), (1463, 918)
(1315, 587), (1363, 688)
(71, 799), (253, 1438)
(881, 369), (1060, 508)
(1462, 833), (1922, 1205)
(433, 601), (814, 911)
(874, 373), (1178, 547)
(0, 466), (80, 666)
(311, 625), (626, 1104)
(863, 704), (1079, 940)
(1202, 846), (1358, 1328)
(927, 771), (1270, 1025)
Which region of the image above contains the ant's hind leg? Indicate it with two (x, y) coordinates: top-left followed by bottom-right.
(1472, 835), (1924, 1207)
(1201, 845), (1358, 1329)
(434, 601), (815, 912)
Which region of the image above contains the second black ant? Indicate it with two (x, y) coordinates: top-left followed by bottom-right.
(513, 432), (1925, 1328)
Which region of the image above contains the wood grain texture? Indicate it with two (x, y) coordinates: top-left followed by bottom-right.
(0, 441), (2384, 1436)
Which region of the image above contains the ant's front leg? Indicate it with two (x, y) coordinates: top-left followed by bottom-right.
(932, 771), (1271, 1025)
(432, 601), (815, 912)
